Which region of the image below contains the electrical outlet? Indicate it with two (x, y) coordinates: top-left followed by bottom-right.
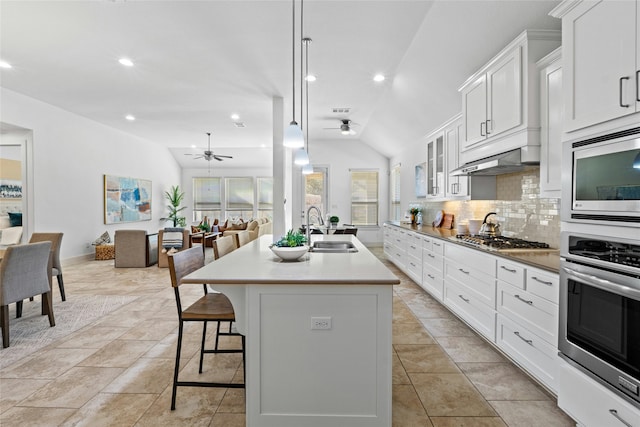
(311, 316), (331, 330)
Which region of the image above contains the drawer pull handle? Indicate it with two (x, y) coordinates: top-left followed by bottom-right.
(410, 245), (416, 250)
(514, 294), (533, 305)
(458, 294), (470, 303)
(428, 254), (435, 258)
(531, 276), (553, 286)
(500, 266), (517, 273)
(427, 274), (435, 279)
(433, 242), (441, 247)
(609, 409), (632, 427)
(514, 331), (533, 345)
(480, 121), (486, 137)
(410, 262), (416, 267)
(459, 268), (470, 275)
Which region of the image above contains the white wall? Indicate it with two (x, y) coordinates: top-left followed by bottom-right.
(292, 139), (390, 244)
(1, 88), (182, 260)
(389, 136), (426, 219)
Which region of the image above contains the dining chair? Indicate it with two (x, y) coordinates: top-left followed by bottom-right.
(1, 242), (55, 348)
(28, 232), (65, 301)
(236, 230), (251, 247)
(212, 235), (237, 260)
(168, 246), (244, 410)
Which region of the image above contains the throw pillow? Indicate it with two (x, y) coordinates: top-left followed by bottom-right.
(92, 231), (111, 246)
(8, 212), (22, 227)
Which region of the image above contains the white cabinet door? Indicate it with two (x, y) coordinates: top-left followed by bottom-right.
(426, 134), (445, 198)
(562, 0), (638, 132)
(445, 117), (469, 198)
(539, 49), (562, 198)
(487, 46), (522, 137)
(462, 75), (488, 149)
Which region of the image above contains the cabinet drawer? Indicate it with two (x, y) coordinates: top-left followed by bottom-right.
(407, 237), (422, 260)
(526, 269), (559, 304)
(421, 235), (433, 251)
(445, 261), (496, 309)
(430, 239), (445, 256)
(497, 281), (558, 345)
(423, 250), (443, 273)
(445, 243), (496, 276)
(422, 270), (443, 302)
(496, 314), (558, 392)
(497, 259), (525, 289)
(406, 254), (422, 285)
(445, 279), (496, 341)
(558, 359), (640, 427)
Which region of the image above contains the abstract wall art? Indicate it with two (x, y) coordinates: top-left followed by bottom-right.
(104, 175), (152, 224)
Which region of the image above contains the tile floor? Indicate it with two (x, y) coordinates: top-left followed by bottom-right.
(0, 247), (576, 427)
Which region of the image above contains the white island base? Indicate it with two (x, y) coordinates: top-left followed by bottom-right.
(183, 235), (397, 427)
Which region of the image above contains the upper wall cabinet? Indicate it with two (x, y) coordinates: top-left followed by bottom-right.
(458, 30), (561, 164)
(537, 47), (563, 198)
(551, 0), (640, 136)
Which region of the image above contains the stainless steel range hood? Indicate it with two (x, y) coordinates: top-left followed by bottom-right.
(450, 148), (539, 176)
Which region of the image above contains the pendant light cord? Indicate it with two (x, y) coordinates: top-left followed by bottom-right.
(305, 38), (309, 153)
(291, 0), (296, 124)
(300, 0), (304, 131)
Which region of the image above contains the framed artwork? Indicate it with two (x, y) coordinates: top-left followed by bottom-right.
(104, 175), (152, 224)
(415, 162), (426, 198)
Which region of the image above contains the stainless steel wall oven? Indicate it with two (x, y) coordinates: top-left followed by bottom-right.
(560, 232), (640, 407)
(564, 127), (640, 226)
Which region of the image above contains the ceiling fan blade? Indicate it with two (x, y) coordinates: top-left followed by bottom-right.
(214, 156), (224, 161)
(215, 155), (233, 159)
(193, 155), (204, 160)
(323, 127), (340, 130)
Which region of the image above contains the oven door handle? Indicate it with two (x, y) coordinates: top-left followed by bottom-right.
(562, 267), (640, 300)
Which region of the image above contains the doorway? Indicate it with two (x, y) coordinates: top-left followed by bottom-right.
(0, 122), (33, 243)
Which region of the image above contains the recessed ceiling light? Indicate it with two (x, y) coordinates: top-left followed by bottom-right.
(125, 115), (135, 121)
(119, 58), (134, 67)
(305, 74), (317, 82)
(191, 144), (197, 148)
(373, 74), (385, 82)
(0, 61), (12, 69)
(260, 144), (266, 148)
(231, 114), (240, 120)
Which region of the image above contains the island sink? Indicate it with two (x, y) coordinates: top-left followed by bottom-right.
(309, 241), (358, 253)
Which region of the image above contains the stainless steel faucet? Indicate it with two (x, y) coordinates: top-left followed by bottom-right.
(306, 205), (324, 243)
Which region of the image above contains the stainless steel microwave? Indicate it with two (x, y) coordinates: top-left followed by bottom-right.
(565, 127), (640, 226)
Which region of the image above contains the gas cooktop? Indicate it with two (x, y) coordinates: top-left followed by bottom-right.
(450, 235), (553, 252)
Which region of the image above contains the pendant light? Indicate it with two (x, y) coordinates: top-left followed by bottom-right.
(283, 0), (304, 148)
(301, 36), (313, 174)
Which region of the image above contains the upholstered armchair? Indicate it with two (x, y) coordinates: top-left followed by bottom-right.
(114, 230), (159, 268)
(158, 228), (191, 268)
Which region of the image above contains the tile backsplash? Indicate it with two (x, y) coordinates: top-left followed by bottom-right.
(411, 168), (561, 248)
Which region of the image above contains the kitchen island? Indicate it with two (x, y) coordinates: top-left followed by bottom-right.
(182, 234), (400, 427)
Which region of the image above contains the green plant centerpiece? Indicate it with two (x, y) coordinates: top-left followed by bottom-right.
(328, 215), (339, 225)
(270, 229), (309, 261)
(161, 185), (187, 227)
(197, 222), (211, 232)
(409, 207), (421, 225)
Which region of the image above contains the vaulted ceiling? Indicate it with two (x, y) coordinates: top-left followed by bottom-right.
(0, 0), (561, 168)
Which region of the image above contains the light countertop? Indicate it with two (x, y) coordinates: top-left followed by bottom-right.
(387, 221), (560, 273)
(182, 234), (400, 285)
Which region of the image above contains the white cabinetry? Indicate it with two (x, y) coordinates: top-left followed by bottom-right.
(426, 132), (445, 198)
(459, 30), (560, 163)
(443, 243), (497, 340)
(405, 231), (423, 285)
(551, 0), (640, 135)
(444, 115), (469, 198)
(537, 47), (563, 198)
(496, 260), (560, 392)
(421, 234), (444, 301)
(558, 359), (640, 427)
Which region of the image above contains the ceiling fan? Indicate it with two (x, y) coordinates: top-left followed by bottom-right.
(323, 119), (358, 135)
(185, 132), (233, 162)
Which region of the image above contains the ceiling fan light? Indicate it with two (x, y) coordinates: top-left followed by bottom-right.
(302, 163), (314, 175)
(284, 121), (304, 148)
(294, 148), (310, 165)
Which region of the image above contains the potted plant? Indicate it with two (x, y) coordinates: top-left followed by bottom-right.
(161, 185), (187, 227)
(409, 207), (421, 225)
(328, 215), (340, 228)
(270, 229), (308, 261)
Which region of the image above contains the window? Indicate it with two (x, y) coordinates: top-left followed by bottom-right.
(304, 166), (328, 216)
(391, 164), (401, 220)
(257, 177), (273, 220)
(225, 177), (254, 219)
(350, 170), (378, 226)
(192, 177), (221, 222)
